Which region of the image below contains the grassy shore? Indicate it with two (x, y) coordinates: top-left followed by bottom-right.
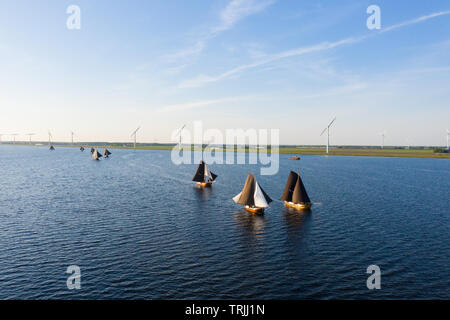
(8, 143), (447, 159)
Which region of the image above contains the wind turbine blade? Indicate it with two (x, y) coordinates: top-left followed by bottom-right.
(175, 124), (186, 137)
(320, 127), (327, 136)
(328, 117), (336, 127)
(131, 126), (141, 137)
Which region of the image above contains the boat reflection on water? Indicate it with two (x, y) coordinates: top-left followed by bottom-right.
(192, 184), (215, 202)
(282, 208), (312, 254)
(282, 207), (311, 233)
(232, 210), (266, 243)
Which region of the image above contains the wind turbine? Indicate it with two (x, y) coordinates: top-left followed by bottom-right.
(320, 117), (336, 154)
(48, 131), (53, 147)
(71, 131), (75, 145)
(131, 126), (140, 149)
(26, 133), (35, 144)
(174, 124), (186, 146)
(11, 134), (19, 145)
(446, 129), (449, 150)
(380, 131), (386, 149)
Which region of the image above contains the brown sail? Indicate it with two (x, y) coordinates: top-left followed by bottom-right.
(234, 173), (256, 206)
(280, 171), (298, 202)
(192, 161), (205, 182)
(292, 174), (311, 204)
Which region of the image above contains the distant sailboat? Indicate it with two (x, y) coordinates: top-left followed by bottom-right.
(281, 171), (312, 210)
(92, 149), (102, 161)
(192, 161), (217, 187)
(104, 149), (111, 158)
(233, 173), (272, 214)
(80, 146), (85, 152)
(49, 145), (55, 151)
(90, 147), (95, 154)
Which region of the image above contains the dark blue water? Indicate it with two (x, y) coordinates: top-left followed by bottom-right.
(0, 145), (448, 299)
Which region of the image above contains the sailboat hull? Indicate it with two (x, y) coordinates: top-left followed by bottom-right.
(196, 181), (213, 188)
(284, 201), (312, 210)
(244, 205), (265, 214)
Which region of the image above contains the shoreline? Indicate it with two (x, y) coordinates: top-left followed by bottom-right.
(2, 143), (449, 159)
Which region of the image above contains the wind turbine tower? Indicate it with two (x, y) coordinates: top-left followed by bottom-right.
(27, 133), (35, 144)
(0, 134), (4, 144)
(48, 131), (53, 147)
(447, 129), (449, 150)
(131, 126), (140, 149)
(320, 117), (336, 154)
(11, 134), (19, 145)
(380, 131), (386, 149)
(71, 131), (75, 145)
(175, 124), (186, 147)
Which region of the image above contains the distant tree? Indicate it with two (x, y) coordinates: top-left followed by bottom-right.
(433, 147), (447, 153)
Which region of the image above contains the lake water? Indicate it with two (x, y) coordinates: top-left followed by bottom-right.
(0, 145), (448, 299)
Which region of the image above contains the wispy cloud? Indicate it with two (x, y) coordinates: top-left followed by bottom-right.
(213, 0), (276, 34)
(380, 10), (450, 33)
(178, 35), (366, 88)
(164, 0), (275, 62)
(179, 10), (450, 88)
(156, 96), (247, 113)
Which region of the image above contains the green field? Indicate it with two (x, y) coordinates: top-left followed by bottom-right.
(6, 142), (449, 159)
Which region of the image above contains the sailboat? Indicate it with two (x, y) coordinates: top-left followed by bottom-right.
(281, 171), (312, 210)
(233, 173), (272, 214)
(80, 146), (85, 152)
(104, 149), (111, 158)
(49, 145), (55, 150)
(92, 149), (102, 161)
(90, 147), (95, 154)
(192, 161), (217, 187)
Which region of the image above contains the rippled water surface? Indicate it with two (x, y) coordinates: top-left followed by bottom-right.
(0, 145), (448, 299)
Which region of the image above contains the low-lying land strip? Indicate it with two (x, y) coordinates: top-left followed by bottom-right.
(3, 143), (450, 159)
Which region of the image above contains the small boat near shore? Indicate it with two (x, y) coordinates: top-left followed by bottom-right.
(49, 145), (55, 151)
(192, 161), (217, 187)
(281, 171), (312, 210)
(233, 173), (272, 214)
(80, 146), (85, 152)
(289, 156), (300, 160)
(104, 149), (111, 158)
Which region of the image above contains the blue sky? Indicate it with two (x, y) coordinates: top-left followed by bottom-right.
(0, 0), (449, 145)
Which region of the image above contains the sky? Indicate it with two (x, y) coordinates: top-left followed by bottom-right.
(0, 0), (449, 146)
